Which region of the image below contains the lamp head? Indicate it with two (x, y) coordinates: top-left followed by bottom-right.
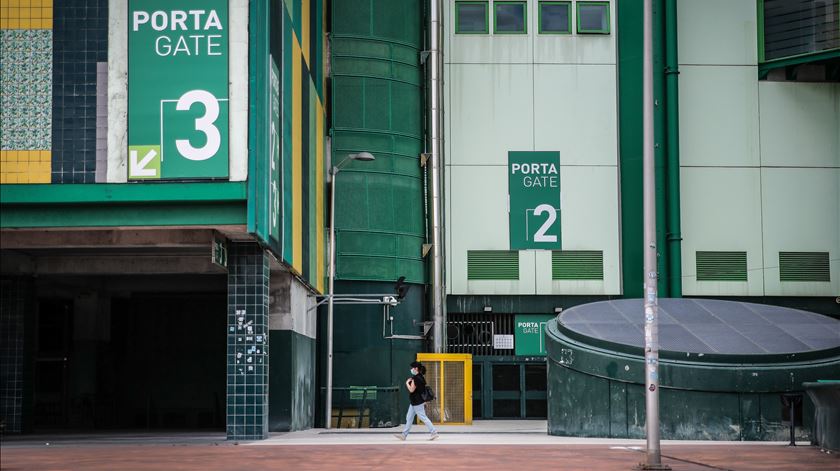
(348, 152), (376, 162)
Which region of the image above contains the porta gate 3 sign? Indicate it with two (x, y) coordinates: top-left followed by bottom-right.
(128, 0), (229, 180)
(508, 151), (561, 250)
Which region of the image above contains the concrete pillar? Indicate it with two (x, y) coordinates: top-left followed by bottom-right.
(226, 242), (270, 440)
(267, 270), (317, 432)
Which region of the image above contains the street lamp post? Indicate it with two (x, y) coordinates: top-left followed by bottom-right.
(325, 152), (375, 430)
(639, 0), (668, 469)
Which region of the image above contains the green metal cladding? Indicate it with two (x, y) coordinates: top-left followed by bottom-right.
(545, 316), (840, 440)
(330, 0), (426, 284)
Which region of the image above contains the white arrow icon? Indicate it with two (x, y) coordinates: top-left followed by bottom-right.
(130, 149), (158, 177)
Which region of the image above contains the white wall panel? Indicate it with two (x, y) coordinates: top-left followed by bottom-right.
(533, 64), (617, 166)
(448, 165), (536, 295)
(677, 0), (757, 66)
(680, 168), (765, 296)
(759, 82), (840, 168)
(679, 66), (760, 167)
(449, 64), (534, 166)
(761, 168), (840, 296)
(535, 166), (620, 295)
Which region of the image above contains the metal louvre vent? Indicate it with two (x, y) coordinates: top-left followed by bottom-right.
(696, 251), (748, 281)
(446, 312), (515, 356)
(779, 252), (830, 282)
(467, 251), (519, 280)
(551, 250), (604, 280)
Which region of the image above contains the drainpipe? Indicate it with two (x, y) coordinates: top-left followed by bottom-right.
(427, 0), (446, 352)
(654, 0), (668, 298)
(665, 0), (682, 298)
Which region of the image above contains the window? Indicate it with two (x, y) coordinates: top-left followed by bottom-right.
(456, 1), (489, 34)
(577, 1), (610, 34)
(494, 1), (527, 34)
(539, 1), (571, 34)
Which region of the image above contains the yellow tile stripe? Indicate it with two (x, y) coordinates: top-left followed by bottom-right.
(292, 33), (303, 274)
(0, 150), (51, 183)
(301, 0), (310, 67)
(0, 0), (53, 29)
(315, 98), (325, 292)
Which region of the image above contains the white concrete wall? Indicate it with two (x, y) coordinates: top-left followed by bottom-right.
(106, 0), (248, 182)
(269, 270), (317, 339)
(678, 0), (840, 297)
(445, 0), (620, 296)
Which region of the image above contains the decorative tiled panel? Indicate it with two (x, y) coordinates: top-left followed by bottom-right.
(0, 277), (31, 434)
(0, 25), (52, 184)
(227, 243), (270, 440)
(51, 0), (107, 183)
(0, 0), (54, 30)
(0, 150), (51, 183)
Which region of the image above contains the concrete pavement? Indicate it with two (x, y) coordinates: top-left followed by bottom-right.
(2, 421), (837, 470)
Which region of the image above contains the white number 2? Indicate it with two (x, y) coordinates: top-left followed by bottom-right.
(533, 204), (558, 242)
(175, 90), (221, 161)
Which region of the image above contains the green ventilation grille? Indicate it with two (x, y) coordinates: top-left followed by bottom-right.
(551, 251), (604, 280)
(467, 251), (519, 280)
(696, 251), (748, 281)
(779, 252), (830, 282)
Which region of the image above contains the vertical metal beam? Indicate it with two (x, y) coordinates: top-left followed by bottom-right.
(641, 0), (666, 468)
(428, 0), (446, 353)
(326, 166), (337, 429)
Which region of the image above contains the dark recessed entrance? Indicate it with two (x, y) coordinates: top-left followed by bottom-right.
(29, 278), (226, 431)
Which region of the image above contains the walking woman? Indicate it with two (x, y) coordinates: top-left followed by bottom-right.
(395, 361), (439, 441)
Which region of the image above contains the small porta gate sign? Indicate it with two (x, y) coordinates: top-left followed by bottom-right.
(508, 151), (561, 250)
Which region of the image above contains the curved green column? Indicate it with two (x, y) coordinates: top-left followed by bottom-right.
(331, 0), (426, 284)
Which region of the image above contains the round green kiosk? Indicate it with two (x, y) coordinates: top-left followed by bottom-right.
(546, 299), (840, 441)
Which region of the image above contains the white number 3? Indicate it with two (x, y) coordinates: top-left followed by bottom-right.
(175, 90), (221, 161)
(533, 204), (558, 242)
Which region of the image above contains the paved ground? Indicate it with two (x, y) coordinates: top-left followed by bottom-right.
(2, 422), (837, 471)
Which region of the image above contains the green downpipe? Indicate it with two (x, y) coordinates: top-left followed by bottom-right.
(654, 0), (668, 297)
(664, 0), (682, 297)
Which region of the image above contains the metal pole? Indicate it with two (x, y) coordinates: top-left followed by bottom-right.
(326, 166), (337, 429)
(642, 0), (666, 468)
(428, 0), (445, 353)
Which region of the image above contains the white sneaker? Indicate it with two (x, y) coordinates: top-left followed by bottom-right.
(429, 433), (439, 441)
(394, 433), (406, 441)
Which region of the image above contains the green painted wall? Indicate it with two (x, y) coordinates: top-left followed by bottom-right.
(330, 0), (426, 284)
(317, 280), (423, 426)
(0, 182), (247, 228)
(269, 330), (316, 432)
(617, 0), (669, 299)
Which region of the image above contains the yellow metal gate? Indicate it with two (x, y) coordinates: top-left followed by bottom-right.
(416, 353), (472, 425)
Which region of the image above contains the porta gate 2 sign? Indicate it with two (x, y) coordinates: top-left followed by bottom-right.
(514, 314), (555, 356)
(508, 151), (561, 250)
(128, 0), (229, 180)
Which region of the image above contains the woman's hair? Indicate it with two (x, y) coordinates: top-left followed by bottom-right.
(411, 361), (427, 375)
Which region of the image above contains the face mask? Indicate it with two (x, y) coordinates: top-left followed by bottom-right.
(410, 369), (417, 376)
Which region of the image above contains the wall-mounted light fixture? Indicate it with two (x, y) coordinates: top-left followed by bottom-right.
(483, 306), (492, 313)
(554, 307), (563, 314)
